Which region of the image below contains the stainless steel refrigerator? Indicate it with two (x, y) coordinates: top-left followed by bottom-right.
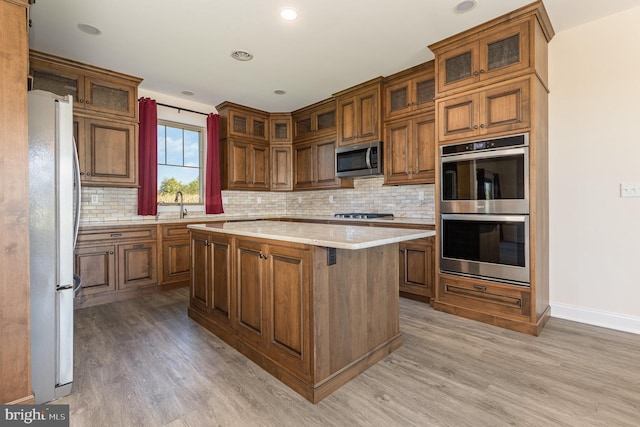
(28, 90), (82, 403)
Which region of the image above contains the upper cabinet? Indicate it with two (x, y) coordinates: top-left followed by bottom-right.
(292, 98), (336, 142)
(384, 62), (435, 120)
(429, 3), (554, 98)
(218, 102), (270, 142)
(29, 51), (141, 120)
(30, 50), (142, 187)
(270, 113), (292, 144)
(335, 77), (383, 147)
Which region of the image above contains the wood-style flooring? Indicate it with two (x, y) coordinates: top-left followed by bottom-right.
(57, 288), (640, 426)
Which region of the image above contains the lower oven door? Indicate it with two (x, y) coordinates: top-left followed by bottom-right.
(440, 214), (530, 285)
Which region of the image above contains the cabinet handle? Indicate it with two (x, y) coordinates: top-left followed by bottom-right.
(479, 69), (485, 74)
(473, 71), (479, 76)
(110, 233), (122, 237)
(108, 251), (114, 255)
(473, 285), (487, 291)
(480, 124), (485, 128)
(86, 172), (92, 177)
(85, 99), (91, 104)
(473, 125), (479, 129)
(78, 99), (84, 103)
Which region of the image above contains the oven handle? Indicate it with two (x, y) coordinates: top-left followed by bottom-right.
(440, 147), (527, 163)
(365, 147), (372, 169)
(441, 213), (528, 222)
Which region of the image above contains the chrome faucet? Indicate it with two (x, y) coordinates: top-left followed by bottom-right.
(156, 201), (165, 220)
(174, 191), (186, 219)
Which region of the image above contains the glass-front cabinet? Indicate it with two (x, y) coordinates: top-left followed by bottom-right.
(384, 62), (435, 120)
(435, 20), (530, 96)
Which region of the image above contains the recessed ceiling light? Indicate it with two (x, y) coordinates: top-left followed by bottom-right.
(230, 50), (254, 61)
(181, 90), (194, 96)
(77, 23), (102, 35)
(280, 8), (298, 21)
(274, 90), (286, 95)
(454, 0), (477, 14)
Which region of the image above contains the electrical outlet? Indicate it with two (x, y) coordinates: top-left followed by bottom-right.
(329, 195), (334, 203)
(222, 196), (229, 204)
(620, 183), (640, 198)
(257, 197), (262, 204)
(418, 191), (425, 201)
(91, 195), (99, 204)
(297, 197), (302, 204)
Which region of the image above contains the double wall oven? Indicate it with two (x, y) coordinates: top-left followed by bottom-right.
(439, 133), (530, 286)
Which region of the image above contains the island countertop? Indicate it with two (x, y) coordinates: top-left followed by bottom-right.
(188, 220), (434, 250)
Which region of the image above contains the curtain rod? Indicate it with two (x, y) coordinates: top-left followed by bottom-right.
(139, 98), (210, 117)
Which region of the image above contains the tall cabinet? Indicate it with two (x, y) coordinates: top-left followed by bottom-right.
(429, 1), (554, 335)
(0, 0), (33, 404)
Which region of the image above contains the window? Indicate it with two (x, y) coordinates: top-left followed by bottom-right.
(157, 121), (203, 204)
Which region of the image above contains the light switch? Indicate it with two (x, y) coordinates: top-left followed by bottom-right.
(620, 183), (640, 198)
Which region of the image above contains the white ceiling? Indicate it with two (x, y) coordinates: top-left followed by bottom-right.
(28, 0), (640, 112)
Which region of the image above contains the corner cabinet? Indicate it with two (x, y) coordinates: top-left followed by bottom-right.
(335, 77), (383, 147)
(217, 102), (271, 191)
(270, 113), (293, 191)
(30, 50), (142, 187)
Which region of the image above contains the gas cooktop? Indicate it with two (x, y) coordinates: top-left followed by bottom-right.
(334, 213), (394, 219)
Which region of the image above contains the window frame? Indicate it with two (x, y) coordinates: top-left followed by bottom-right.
(157, 119), (205, 206)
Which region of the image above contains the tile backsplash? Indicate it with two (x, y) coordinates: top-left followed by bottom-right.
(79, 177), (435, 223)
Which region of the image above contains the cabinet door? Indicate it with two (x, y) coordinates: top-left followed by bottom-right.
(191, 234), (210, 312)
(414, 76), (436, 113)
(266, 244), (311, 376)
(315, 139), (339, 187)
(161, 239), (190, 285)
(83, 117), (138, 186)
(210, 234), (233, 324)
(251, 144), (270, 189)
(385, 80), (411, 119)
(293, 143), (314, 189)
(437, 93), (479, 142)
(117, 241), (158, 290)
(399, 238), (434, 299)
(84, 76), (137, 119)
(229, 140), (250, 187)
(411, 114), (436, 183)
(478, 78), (530, 136)
(384, 119), (411, 184)
(337, 96), (357, 146)
(229, 109), (268, 141)
(236, 239), (266, 345)
(75, 245), (116, 296)
(437, 43), (479, 95)
(270, 115), (292, 143)
(479, 21), (530, 83)
(30, 60), (86, 111)
(271, 145), (292, 191)
(355, 87), (380, 143)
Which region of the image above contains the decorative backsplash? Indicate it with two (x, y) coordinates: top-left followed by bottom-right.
(79, 177), (435, 223)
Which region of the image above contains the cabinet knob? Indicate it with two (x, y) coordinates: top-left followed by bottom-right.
(480, 124), (485, 128)
(109, 251), (114, 255)
(78, 99), (84, 103)
(473, 125), (479, 129)
(86, 172), (92, 177)
(479, 69), (485, 74)
(85, 99), (91, 104)
(473, 71), (479, 76)
(79, 172), (85, 176)
(400, 248), (406, 253)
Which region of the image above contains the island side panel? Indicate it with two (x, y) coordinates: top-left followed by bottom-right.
(312, 244), (402, 390)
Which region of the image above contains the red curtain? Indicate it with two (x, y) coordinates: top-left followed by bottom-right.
(205, 113), (224, 214)
(137, 98), (158, 215)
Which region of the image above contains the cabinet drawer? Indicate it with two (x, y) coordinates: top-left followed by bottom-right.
(438, 274), (530, 318)
(77, 226), (157, 243)
(161, 224), (190, 239)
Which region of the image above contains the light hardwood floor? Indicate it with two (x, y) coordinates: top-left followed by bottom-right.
(57, 288), (640, 426)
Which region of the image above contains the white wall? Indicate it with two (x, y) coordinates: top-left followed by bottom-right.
(549, 7), (640, 333)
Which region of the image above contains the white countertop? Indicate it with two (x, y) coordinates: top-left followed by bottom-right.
(188, 220), (434, 250)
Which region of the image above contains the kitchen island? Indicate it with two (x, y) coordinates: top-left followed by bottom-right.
(187, 221), (434, 403)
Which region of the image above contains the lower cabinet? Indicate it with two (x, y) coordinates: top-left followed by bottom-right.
(159, 224), (192, 287)
(399, 236), (435, 301)
(74, 225), (159, 307)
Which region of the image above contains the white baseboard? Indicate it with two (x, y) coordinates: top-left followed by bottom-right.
(550, 303), (640, 335)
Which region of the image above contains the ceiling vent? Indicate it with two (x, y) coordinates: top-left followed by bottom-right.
(230, 50), (254, 61)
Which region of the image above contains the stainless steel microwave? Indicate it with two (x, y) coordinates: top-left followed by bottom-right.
(335, 141), (383, 178)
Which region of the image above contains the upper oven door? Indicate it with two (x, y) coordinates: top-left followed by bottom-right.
(441, 144), (529, 214)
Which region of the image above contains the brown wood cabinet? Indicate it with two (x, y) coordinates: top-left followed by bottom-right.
(0, 0), (32, 405)
(270, 144), (292, 191)
(74, 225), (159, 307)
(218, 102), (271, 190)
(188, 229), (401, 403)
(430, 1), (555, 336)
(384, 112), (436, 185)
(30, 50), (142, 187)
(159, 224), (191, 287)
(399, 236), (435, 302)
(384, 62), (435, 120)
(73, 115), (138, 186)
(270, 113), (292, 143)
(292, 98), (336, 142)
(335, 77), (383, 147)
(429, 2), (553, 98)
(437, 77), (530, 143)
(293, 137), (352, 190)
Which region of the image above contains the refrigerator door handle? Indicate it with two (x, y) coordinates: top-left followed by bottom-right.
(56, 288), (74, 387)
(72, 137), (82, 248)
(73, 274), (82, 298)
